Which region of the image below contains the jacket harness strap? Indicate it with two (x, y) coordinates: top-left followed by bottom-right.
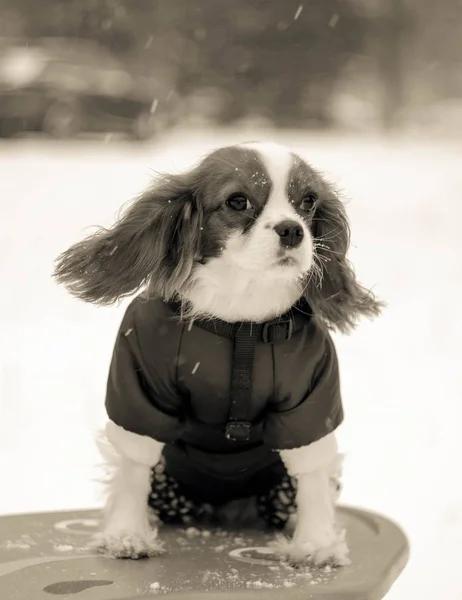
(167, 301), (310, 442)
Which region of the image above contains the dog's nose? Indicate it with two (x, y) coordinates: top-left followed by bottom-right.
(274, 220), (304, 248)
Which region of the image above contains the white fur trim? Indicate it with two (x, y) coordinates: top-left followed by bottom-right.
(105, 421), (164, 467)
(278, 433), (338, 476)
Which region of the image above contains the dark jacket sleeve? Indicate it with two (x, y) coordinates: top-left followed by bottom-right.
(263, 332), (344, 450)
(105, 303), (186, 443)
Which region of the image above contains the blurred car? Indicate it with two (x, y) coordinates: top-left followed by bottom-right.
(0, 38), (178, 140)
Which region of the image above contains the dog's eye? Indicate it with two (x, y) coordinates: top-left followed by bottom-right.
(226, 194), (252, 211)
(301, 193), (318, 211)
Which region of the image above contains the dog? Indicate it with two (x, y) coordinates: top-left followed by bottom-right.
(53, 142), (381, 566)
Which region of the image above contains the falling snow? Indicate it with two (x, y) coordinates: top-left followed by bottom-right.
(329, 14), (339, 28)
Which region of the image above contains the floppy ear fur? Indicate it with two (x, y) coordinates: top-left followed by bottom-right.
(305, 189), (384, 333)
(53, 174), (203, 305)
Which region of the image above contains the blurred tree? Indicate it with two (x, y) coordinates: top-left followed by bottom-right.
(353, 0), (414, 129)
(2, 0), (462, 130)
(13, 0), (458, 129)
(404, 0), (462, 101)
(145, 0), (369, 126)
(375, 0), (410, 129)
(0, 0), (136, 54)
(0, 0), (367, 127)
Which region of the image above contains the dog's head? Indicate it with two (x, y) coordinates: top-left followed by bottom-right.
(54, 142), (382, 330)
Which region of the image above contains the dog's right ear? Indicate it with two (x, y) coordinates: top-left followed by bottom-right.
(53, 173), (203, 305)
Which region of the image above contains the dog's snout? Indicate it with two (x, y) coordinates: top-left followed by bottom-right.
(274, 220), (304, 248)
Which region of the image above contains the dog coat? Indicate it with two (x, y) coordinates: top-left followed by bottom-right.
(105, 296), (343, 501)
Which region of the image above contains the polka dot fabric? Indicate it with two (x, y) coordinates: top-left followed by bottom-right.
(148, 456), (298, 529)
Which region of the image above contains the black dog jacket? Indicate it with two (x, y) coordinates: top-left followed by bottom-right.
(105, 296), (343, 498)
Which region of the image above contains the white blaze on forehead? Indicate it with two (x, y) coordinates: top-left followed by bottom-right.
(240, 142), (296, 217)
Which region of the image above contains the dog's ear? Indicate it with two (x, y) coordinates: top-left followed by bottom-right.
(53, 174), (203, 305)
(305, 191), (384, 333)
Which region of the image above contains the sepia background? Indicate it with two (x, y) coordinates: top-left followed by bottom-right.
(0, 1), (461, 598)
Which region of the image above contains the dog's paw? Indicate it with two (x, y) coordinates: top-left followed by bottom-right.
(90, 530), (165, 559)
(271, 529), (350, 568)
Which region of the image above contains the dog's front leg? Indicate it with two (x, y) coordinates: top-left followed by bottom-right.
(275, 433), (350, 566)
(287, 467), (349, 566)
(92, 421), (165, 559)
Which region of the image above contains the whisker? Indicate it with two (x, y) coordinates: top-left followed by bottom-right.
(314, 226), (345, 243)
(314, 243), (343, 257)
(308, 252), (324, 289)
(314, 265), (324, 288)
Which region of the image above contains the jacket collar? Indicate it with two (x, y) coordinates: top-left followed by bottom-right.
(166, 298), (312, 344)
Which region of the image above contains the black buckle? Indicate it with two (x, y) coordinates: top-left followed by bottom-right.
(262, 317), (294, 344)
(225, 421), (252, 442)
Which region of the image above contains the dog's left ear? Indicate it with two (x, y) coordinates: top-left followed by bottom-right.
(53, 173), (203, 305)
(305, 192), (384, 333)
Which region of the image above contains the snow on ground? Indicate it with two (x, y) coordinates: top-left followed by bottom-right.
(0, 128), (461, 599)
